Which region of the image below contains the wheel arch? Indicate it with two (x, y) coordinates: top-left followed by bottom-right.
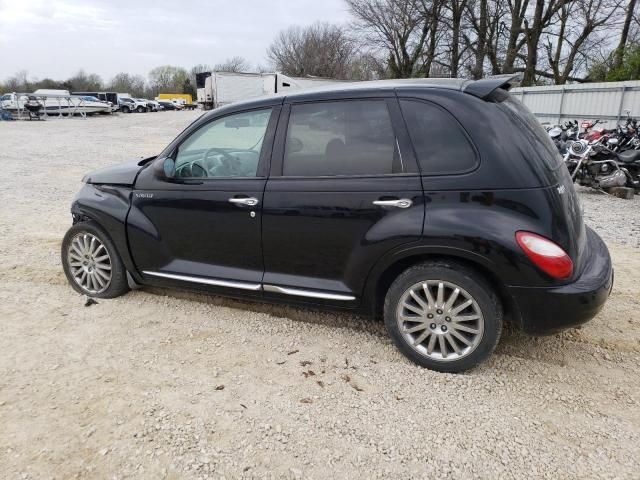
(70, 184), (140, 281)
(362, 245), (521, 329)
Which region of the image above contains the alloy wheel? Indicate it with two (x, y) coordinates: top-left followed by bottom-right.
(396, 280), (484, 362)
(67, 233), (112, 294)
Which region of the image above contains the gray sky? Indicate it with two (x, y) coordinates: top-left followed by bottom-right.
(0, 0), (350, 82)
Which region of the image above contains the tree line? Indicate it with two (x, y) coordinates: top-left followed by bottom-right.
(2, 0), (640, 95)
(266, 0), (640, 84)
(0, 58), (252, 99)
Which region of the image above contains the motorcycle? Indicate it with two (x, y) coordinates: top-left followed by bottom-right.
(614, 148), (640, 191)
(547, 120), (579, 154)
(563, 140), (638, 195)
(549, 117), (640, 195)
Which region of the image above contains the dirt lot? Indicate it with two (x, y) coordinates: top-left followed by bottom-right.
(1, 112), (639, 479)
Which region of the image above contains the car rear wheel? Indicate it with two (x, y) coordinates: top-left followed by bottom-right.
(384, 260), (502, 373)
(136, 106), (145, 113)
(61, 221), (129, 299)
(121, 106), (130, 113)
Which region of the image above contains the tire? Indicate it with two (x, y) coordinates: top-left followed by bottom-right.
(384, 260), (502, 373)
(121, 106), (130, 113)
(61, 221), (130, 299)
(136, 106), (145, 113)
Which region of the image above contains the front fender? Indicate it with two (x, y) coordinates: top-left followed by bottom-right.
(70, 183), (140, 280)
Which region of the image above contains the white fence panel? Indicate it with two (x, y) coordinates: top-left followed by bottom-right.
(511, 81), (640, 128)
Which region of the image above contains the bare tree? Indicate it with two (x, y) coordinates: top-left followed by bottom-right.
(3, 70), (30, 91)
(543, 0), (623, 84)
(519, 1), (569, 85)
(66, 70), (103, 92)
(464, 0), (489, 79)
(191, 64), (213, 76)
(267, 22), (358, 78)
(214, 57), (252, 72)
(148, 65), (190, 94)
(108, 73), (146, 97)
(484, 1), (511, 75)
(442, 0), (469, 76)
(613, 0), (638, 68)
(346, 0), (443, 78)
(500, 0), (528, 74)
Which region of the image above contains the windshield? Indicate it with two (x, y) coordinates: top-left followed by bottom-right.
(490, 89), (562, 170)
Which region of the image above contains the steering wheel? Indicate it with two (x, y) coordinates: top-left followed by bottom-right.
(204, 147), (240, 176)
(175, 161), (207, 178)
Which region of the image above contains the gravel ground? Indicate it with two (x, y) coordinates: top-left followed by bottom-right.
(1, 112), (639, 479)
(577, 186), (640, 248)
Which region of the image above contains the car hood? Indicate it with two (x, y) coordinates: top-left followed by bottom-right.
(82, 157), (155, 186)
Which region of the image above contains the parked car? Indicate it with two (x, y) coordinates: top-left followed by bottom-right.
(118, 97), (134, 113)
(134, 99), (148, 112)
(142, 99), (160, 112)
(61, 76), (613, 372)
(157, 93), (197, 109)
(157, 100), (176, 111)
(118, 97), (148, 113)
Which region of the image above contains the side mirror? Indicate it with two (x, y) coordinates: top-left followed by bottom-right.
(161, 157), (175, 179)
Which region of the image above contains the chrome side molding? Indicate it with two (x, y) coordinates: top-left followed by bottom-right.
(142, 271), (356, 301)
(263, 284), (356, 301)
(142, 271), (262, 291)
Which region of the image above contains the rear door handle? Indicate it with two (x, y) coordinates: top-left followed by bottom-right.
(229, 197), (259, 206)
(372, 198), (413, 209)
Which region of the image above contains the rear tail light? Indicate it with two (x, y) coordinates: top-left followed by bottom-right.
(515, 231), (573, 279)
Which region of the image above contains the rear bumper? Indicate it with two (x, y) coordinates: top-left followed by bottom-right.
(508, 227), (613, 335)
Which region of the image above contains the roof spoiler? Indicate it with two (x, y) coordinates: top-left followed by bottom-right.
(463, 74), (522, 99)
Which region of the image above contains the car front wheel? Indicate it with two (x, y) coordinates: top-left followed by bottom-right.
(61, 221), (129, 299)
(384, 260), (502, 373)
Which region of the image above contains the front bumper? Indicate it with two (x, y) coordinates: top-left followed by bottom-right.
(508, 227), (613, 335)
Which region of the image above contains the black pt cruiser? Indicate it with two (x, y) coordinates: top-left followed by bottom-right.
(62, 75), (613, 372)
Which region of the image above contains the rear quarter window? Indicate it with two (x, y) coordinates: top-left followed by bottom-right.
(489, 89), (563, 171)
(399, 99), (478, 175)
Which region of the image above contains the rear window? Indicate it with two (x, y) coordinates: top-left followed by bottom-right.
(490, 89), (562, 170)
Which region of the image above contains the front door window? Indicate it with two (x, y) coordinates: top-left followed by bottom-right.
(174, 108), (272, 178)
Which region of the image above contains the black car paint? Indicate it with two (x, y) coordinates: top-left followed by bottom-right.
(128, 177), (267, 284)
(69, 78), (613, 333)
(82, 158), (147, 186)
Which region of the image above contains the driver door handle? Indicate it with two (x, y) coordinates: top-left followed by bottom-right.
(229, 197), (259, 206)
(372, 198), (413, 209)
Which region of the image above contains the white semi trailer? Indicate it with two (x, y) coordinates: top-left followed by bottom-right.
(195, 71), (346, 110)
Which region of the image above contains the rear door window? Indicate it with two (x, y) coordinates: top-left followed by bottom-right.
(399, 99), (478, 175)
(283, 100), (403, 176)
